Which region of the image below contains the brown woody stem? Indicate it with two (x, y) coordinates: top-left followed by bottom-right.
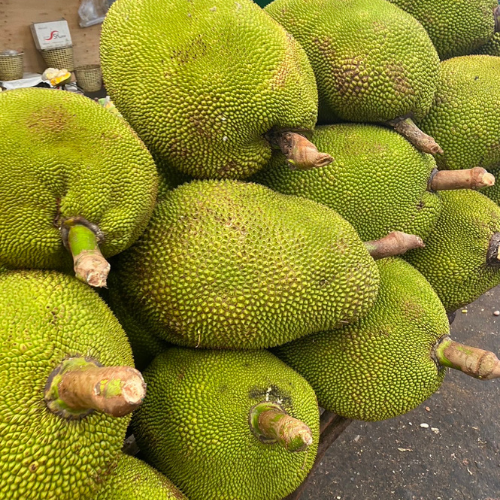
(45, 357), (146, 420)
(250, 402), (313, 452)
(428, 167), (495, 191)
(364, 231), (425, 260)
(435, 337), (500, 379)
(388, 117), (443, 155)
(275, 132), (333, 171)
(487, 233), (500, 266)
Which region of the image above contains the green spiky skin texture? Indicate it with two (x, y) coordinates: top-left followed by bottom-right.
(404, 191), (500, 313)
(0, 270), (134, 500)
(419, 55), (500, 171)
(482, 167), (500, 205)
(100, 0), (318, 180)
(95, 454), (187, 500)
(387, 0), (497, 60)
(154, 156), (194, 205)
(273, 258), (449, 422)
(252, 124), (441, 242)
(265, 0), (440, 124)
(110, 180), (380, 349)
(132, 348), (319, 500)
(0, 88), (158, 272)
(100, 280), (169, 372)
(474, 32), (500, 55)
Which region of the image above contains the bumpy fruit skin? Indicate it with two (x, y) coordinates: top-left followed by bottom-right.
(388, 0), (497, 60)
(0, 270), (134, 500)
(265, 0), (440, 123)
(482, 167), (500, 204)
(132, 348), (319, 500)
(95, 454), (187, 500)
(404, 191), (500, 313)
(253, 124), (441, 241)
(274, 258), (449, 421)
(419, 55), (500, 171)
(110, 180), (380, 349)
(474, 32), (500, 55)
(0, 88), (158, 272)
(100, 0), (318, 180)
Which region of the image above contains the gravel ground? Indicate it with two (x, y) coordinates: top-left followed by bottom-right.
(302, 285), (500, 500)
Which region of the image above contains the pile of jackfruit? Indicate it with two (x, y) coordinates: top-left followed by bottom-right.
(1, 0), (500, 498)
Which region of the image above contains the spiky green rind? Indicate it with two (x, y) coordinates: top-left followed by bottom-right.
(387, 0), (497, 60)
(474, 32), (500, 56)
(110, 180), (380, 349)
(253, 124), (441, 241)
(265, 0), (439, 123)
(132, 348), (319, 500)
(95, 454), (187, 500)
(100, 0), (318, 180)
(0, 270), (134, 500)
(404, 190), (500, 312)
(273, 258), (448, 421)
(0, 88), (158, 272)
(419, 55), (500, 171)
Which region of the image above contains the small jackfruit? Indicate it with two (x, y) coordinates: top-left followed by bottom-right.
(404, 190), (500, 312)
(101, 0), (322, 179)
(109, 180), (380, 349)
(132, 348), (319, 500)
(387, 0), (498, 59)
(419, 55), (500, 171)
(95, 454), (187, 500)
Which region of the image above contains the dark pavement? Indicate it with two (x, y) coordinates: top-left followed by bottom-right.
(302, 285), (500, 500)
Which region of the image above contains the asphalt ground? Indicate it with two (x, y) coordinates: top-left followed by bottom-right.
(302, 285), (500, 500)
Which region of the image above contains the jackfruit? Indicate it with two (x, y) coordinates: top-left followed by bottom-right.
(387, 0), (498, 60)
(132, 347), (319, 500)
(419, 55), (500, 171)
(0, 270), (145, 499)
(265, 0), (440, 152)
(100, 0), (329, 180)
(404, 190), (500, 313)
(95, 454), (187, 500)
(483, 167), (500, 204)
(474, 32), (500, 55)
(0, 88), (158, 287)
(109, 180), (380, 349)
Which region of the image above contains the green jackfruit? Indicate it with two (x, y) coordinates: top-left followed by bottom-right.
(273, 258), (449, 421)
(0, 88), (158, 287)
(109, 180), (380, 349)
(474, 32), (500, 55)
(419, 55), (500, 171)
(483, 167), (500, 204)
(95, 454), (187, 500)
(132, 348), (319, 500)
(387, 0), (498, 60)
(100, 0), (320, 180)
(253, 124), (442, 241)
(0, 270), (137, 499)
(265, 0), (440, 125)
(404, 190), (500, 312)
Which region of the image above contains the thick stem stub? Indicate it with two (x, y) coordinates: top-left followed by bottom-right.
(249, 402), (313, 452)
(61, 217), (110, 288)
(274, 132), (333, 171)
(364, 231), (425, 260)
(388, 117), (443, 155)
(435, 337), (500, 380)
(45, 357), (146, 420)
(487, 233), (500, 267)
(428, 167), (495, 191)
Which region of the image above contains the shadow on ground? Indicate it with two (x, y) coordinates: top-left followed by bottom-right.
(303, 285), (500, 500)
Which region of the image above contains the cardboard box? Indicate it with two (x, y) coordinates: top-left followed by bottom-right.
(30, 19), (72, 51)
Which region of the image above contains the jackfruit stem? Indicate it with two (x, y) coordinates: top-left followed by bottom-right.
(495, 6), (500, 32)
(428, 167), (495, 191)
(250, 402), (313, 452)
(487, 233), (500, 266)
(65, 220), (110, 288)
(388, 117), (443, 155)
(45, 357), (146, 419)
(275, 132), (333, 170)
(364, 231), (425, 260)
(435, 337), (500, 380)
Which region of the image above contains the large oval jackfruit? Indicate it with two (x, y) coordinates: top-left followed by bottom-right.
(0, 270), (135, 499)
(109, 180), (380, 349)
(100, 0), (318, 180)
